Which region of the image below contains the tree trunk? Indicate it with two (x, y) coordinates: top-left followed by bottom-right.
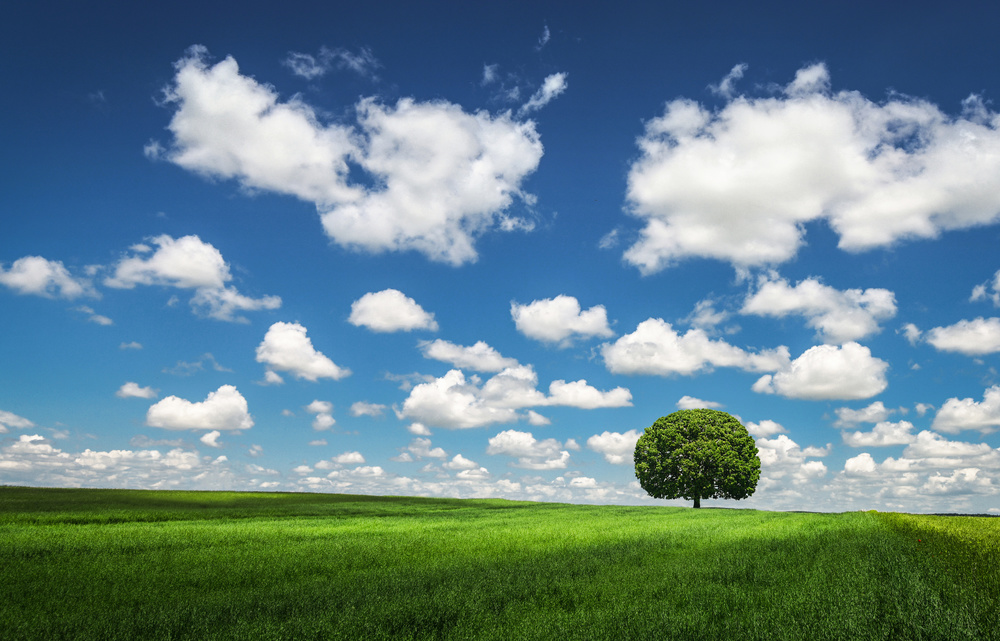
(693, 496), (701, 508)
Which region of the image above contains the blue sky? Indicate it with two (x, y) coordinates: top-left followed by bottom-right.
(3, 1), (1000, 513)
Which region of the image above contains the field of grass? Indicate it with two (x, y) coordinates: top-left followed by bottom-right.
(1, 486), (997, 640)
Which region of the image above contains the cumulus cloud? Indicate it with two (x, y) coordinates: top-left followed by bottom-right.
(511, 295), (614, 346)
(676, 395), (723, 410)
(256, 321), (350, 382)
(745, 420), (788, 437)
(842, 421), (917, 447)
(933, 385), (1000, 433)
(834, 401), (895, 427)
(116, 382), (158, 399)
(160, 48), (543, 266)
(332, 451), (366, 465)
(518, 72), (568, 115)
(546, 379), (632, 409)
(146, 385), (253, 431)
(200, 430), (222, 448)
(624, 63), (1000, 273)
(832, 430), (1000, 510)
(487, 429), (571, 469)
(742, 275), (896, 344)
(752, 342), (889, 400)
(350, 401), (386, 417)
(925, 317), (1000, 355)
(400, 366), (631, 429)
(0, 435), (249, 490)
(754, 433), (829, 487)
(900, 323), (922, 345)
(0, 256), (96, 299)
(601, 317), (790, 376)
(586, 430), (642, 464)
(402, 369), (524, 429)
(348, 289), (438, 332)
(105, 234), (279, 322)
(402, 437), (447, 460)
(442, 454), (480, 471)
(418, 339), (519, 372)
(305, 400), (335, 431)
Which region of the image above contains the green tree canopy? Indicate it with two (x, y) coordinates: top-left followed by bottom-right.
(633, 409), (761, 508)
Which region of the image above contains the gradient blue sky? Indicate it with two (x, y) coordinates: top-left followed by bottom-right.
(4, 1), (1000, 512)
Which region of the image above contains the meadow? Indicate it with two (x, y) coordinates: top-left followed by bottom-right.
(1, 486), (997, 640)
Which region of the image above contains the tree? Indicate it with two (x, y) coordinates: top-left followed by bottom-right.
(633, 409), (760, 508)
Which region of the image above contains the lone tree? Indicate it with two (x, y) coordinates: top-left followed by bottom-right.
(634, 409), (760, 508)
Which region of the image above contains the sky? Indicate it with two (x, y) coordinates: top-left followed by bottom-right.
(3, 1), (1000, 513)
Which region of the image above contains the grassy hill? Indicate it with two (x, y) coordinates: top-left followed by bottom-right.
(1, 486), (997, 640)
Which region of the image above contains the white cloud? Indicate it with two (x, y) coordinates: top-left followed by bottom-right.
(0, 256), (95, 299)
(487, 429), (570, 469)
(304, 400), (333, 414)
(752, 342), (888, 400)
(400, 366), (631, 429)
(401, 369), (527, 429)
(284, 46), (380, 80)
(120, 341), (143, 350)
(116, 382), (158, 399)
(256, 321), (350, 382)
(200, 430), (222, 448)
(348, 289), (438, 332)
(754, 433), (829, 486)
(407, 422), (432, 436)
(443, 454), (480, 471)
(402, 437), (447, 460)
(350, 402), (386, 417)
(900, 323), (922, 345)
(925, 317), (1000, 355)
(161, 48), (543, 266)
(601, 317), (790, 376)
(546, 379), (632, 409)
(676, 395), (723, 409)
(586, 430), (642, 464)
(312, 414), (336, 431)
(745, 420), (787, 437)
(305, 400), (335, 431)
(518, 72), (568, 115)
(0, 410), (34, 433)
(105, 235), (279, 322)
(834, 401), (894, 427)
(0, 435), (253, 490)
(106, 234), (229, 289)
(742, 275), (896, 344)
(146, 385), (253, 432)
(933, 385), (1000, 433)
(418, 339), (519, 372)
(511, 295), (614, 346)
(73, 305), (113, 326)
(332, 451), (366, 465)
(844, 452), (879, 477)
(971, 269), (1000, 306)
(624, 63), (1000, 273)
(260, 370), (284, 386)
(903, 430), (1000, 465)
(708, 63), (748, 98)
(842, 421), (917, 447)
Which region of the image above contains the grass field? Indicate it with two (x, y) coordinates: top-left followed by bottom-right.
(1, 487), (997, 640)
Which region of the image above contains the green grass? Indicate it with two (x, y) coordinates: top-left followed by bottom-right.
(1, 487), (997, 640)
